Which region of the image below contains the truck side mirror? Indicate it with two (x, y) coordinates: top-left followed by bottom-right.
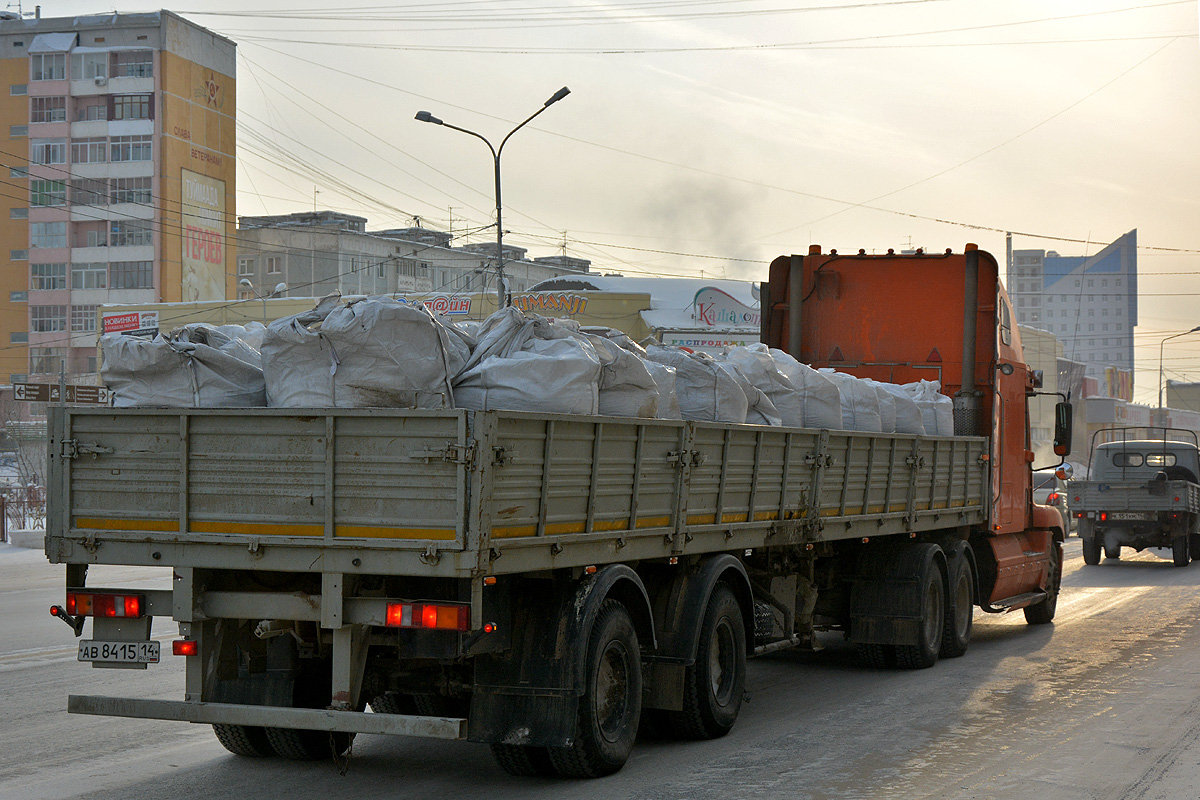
(1053, 402), (1072, 457)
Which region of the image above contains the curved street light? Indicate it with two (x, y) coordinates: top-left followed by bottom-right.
(1158, 325), (1200, 412)
(415, 87), (570, 308)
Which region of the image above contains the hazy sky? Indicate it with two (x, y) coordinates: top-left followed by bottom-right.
(37, 1), (1200, 402)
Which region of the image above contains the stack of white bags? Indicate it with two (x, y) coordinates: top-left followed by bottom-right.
(100, 296), (957, 436)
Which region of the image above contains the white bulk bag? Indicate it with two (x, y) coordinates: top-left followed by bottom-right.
(645, 346), (748, 423)
(643, 360), (682, 420)
(903, 380), (955, 436)
(869, 382), (897, 433)
(101, 331), (265, 408)
(716, 361), (782, 426)
(722, 344), (804, 427)
(819, 369), (883, 432)
(869, 380), (926, 435)
(767, 349), (843, 429)
(584, 333), (659, 418)
(260, 296), (339, 407)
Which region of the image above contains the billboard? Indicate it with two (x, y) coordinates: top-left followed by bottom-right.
(180, 169), (226, 302)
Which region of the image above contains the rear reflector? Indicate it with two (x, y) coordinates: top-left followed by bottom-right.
(66, 591), (144, 618)
(172, 639), (197, 656)
(385, 602), (470, 631)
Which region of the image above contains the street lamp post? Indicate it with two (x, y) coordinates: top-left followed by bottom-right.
(415, 87), (570, 309)
(1158, 325), (1200, 412)
(238, 278), (288, 323)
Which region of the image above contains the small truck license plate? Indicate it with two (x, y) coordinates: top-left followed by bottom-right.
(78, 640), (160, 664)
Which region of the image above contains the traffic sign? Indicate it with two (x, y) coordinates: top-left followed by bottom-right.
(12, 383), (110, 405)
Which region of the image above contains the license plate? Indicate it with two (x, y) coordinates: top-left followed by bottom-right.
(1108, 512), (1153, 521)
(78, 640), (160, 664)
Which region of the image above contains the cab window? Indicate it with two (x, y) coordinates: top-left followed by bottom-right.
(1112, 453), (1144, 467)
(1146, 453), (1177, 468)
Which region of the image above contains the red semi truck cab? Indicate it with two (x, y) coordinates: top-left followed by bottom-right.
(763, 243), (1069, 614)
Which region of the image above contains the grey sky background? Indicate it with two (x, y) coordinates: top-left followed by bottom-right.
(36, 1), (1200, 402)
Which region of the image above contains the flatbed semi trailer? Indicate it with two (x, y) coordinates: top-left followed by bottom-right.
(45, 243), (1070, 778)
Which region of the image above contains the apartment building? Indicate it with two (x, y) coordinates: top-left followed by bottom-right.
(0, 10), (235, 383)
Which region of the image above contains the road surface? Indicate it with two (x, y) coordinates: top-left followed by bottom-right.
(2, 539), (1199, 800)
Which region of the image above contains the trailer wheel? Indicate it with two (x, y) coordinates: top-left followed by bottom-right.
(1173, 536), (1190, 567)
(548, 599), (642, 778)
(368, 692), (417, 715)
(940, 546), (974, 659)
(212, 724), (275, 757)
(491, 743), (558, 777)
(663, 584), (746, 739)
(1024, 539), (1062, 625)
(894, 555), (945, 669)
(855, 642), (896, 669)
(1082, 536), (1101, 566)
(266, 661), (355, 760)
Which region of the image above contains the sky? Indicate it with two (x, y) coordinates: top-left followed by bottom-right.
(32, 1), (1200, 403)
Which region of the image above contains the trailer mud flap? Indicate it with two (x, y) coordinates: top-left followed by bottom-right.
(849, 544), (942, 646)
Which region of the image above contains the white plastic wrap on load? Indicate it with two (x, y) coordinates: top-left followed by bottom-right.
(453, 308), (602, 415)
(722, 344), (804, 427)
(212, 321), (267, 351)
(903, 379), (955, 435)
(819, 369), (883, 432)
(715, 360), (782, 426)
(261, 294), (464, 408)
(643, 360), (682, 419)
(645, 346), (748, 423)
(101, 331), (266, 408)
(868, 380), (926, 435)
(767, 349), (843, 429)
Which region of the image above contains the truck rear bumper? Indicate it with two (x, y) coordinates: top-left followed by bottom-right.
(67, 695), (467, 740)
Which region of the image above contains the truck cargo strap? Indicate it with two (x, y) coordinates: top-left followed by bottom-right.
(67, 695), (467, 740)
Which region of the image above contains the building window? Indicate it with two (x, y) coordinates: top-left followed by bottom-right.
(266, 255), (282, 274)
(70, 304), (97, 332)
(1087, 308), (1094, 317)
(71, 137), (107, 163)
(1102, 308), (1109, 316)
(70, 52), (107, 80)
(72, 262), (107, 289)
(30, 305), (66, 332)
(10, 207), (27, 219)
(1087, 279), (1094, 288)
(1088, 323), (1095, 332)
(110, 134), (152, 162)
(83, 227), (107, 247)
(110, 260), (152, 289)
(75, 100), (106, 121)
(30, 96), (66, 123)
(1116, 279), (1122, 287)
(1116, 308), (1122, 316)
(10, 83), (26, 95)
(29, 347), (66, 375)
(31, 53), (66, 81)
(110, 93), (152, 121)
(71, 177), (108, 206)
(10, 291), (27, 302)
(30, 179), (66, 206)
(109, 220), (152, 247)
(1101, 279), (1108, 288)
(9, 332), (27, 344)
(10, 249), (27, 261)
(237, 257), (254, 275)
(1073, 280), (1080, 288)
(31, 137), (66, 164)
(110, 176), (150, 205)
(112, 50), (153, 78)
(31, 262), (66, 290)
(9, 124), (27, 137)
(30, 221), (66, 248)
(10, 166), (27, 178)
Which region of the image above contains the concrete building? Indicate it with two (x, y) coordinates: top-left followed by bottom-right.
(235, 211), (590, 301)
(1007, 230), (1137, 394)
(0, 10), (236, 384)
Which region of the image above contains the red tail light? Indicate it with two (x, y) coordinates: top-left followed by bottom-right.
(66, 591), (144, 618)
(1100, 512), (1107, 521)
(385, 602), (470, 631)
(172, 639), (197, 656)
(1046, 492), (1060, 505)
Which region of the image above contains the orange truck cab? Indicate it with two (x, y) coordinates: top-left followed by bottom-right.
(763, 243), (1071, 618)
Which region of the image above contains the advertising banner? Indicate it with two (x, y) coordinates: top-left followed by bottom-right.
(181, 168), (226, 302)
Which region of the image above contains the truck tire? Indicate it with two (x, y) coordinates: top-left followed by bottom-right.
(548, 599), (642, 778)
(368, 692), (417, 715)
(894, 553), (945, 670)
(212, 723), (275, 757)
(266, 661), (355, 760)
(661, 584), (746, 740)
(491, 743), (557, 777)
(1173, 536), (1190, 567)
(1024, 540), (1062, 625)
(1082, 536), (1101, 566)
(856, 642), (896, 669)
(940, 545), (974, 659)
